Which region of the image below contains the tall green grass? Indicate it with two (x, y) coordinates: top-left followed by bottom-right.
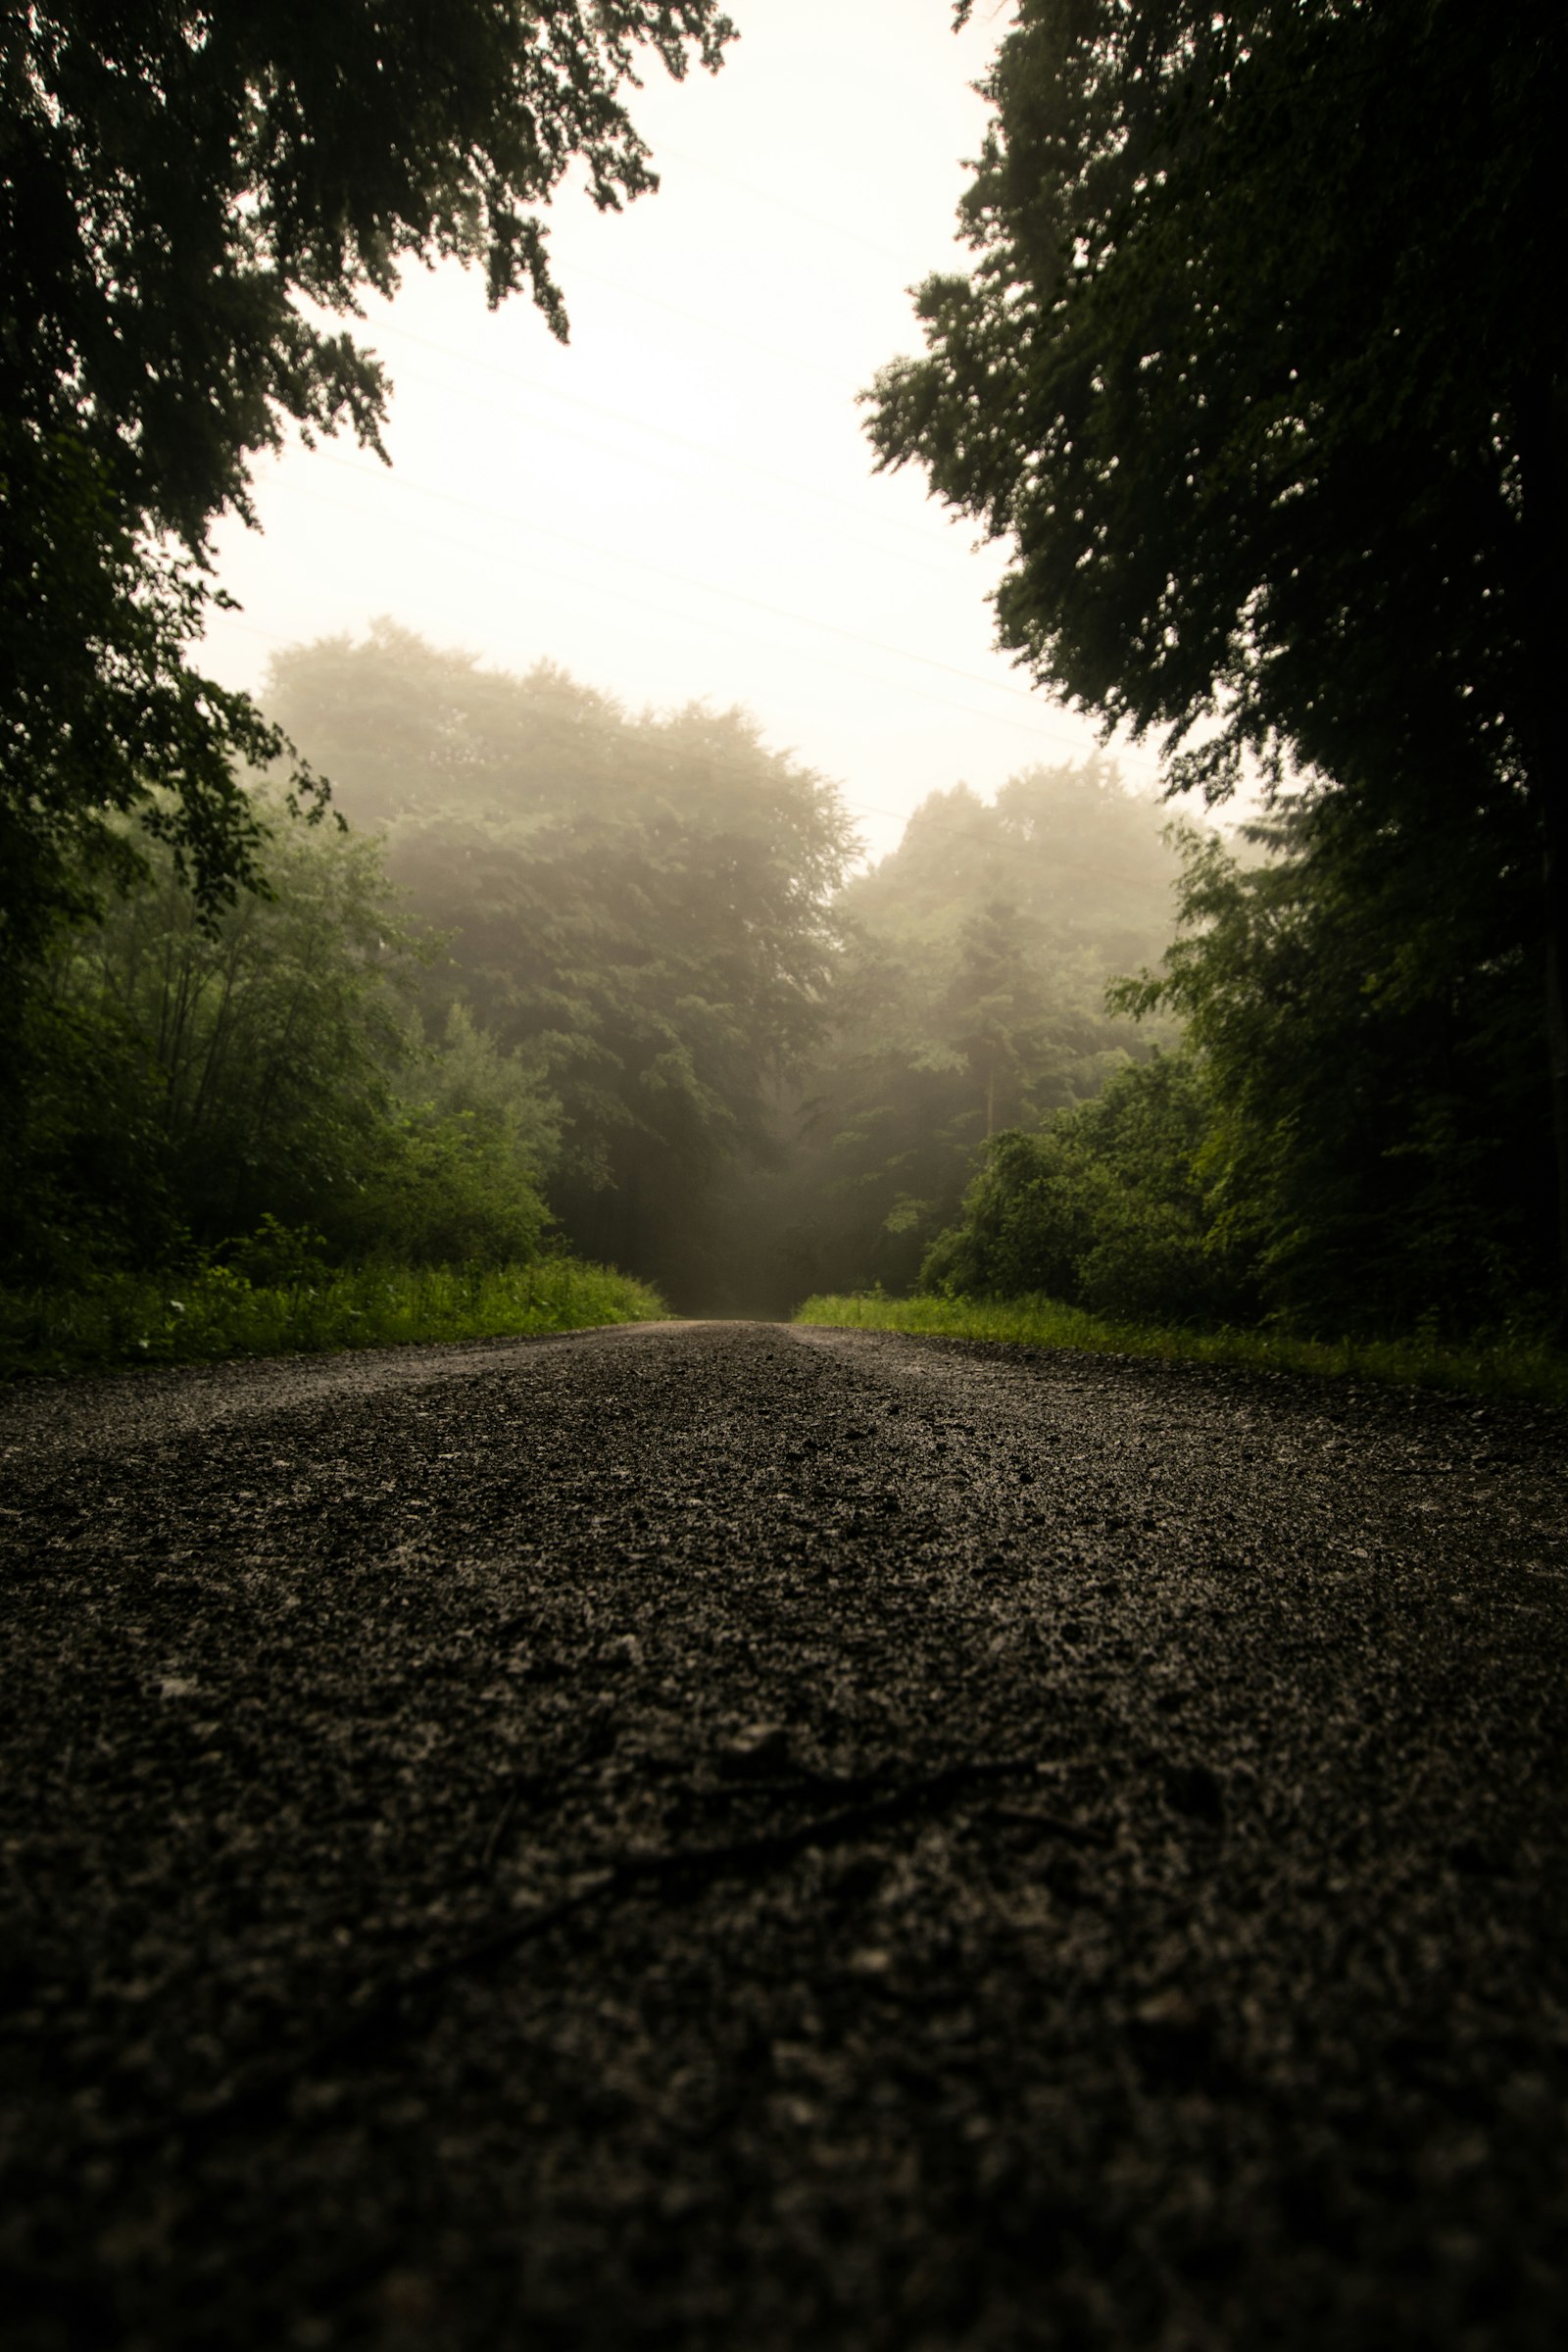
(0, 1256), (667, 1378)
(795, 1290), (1568, 1406)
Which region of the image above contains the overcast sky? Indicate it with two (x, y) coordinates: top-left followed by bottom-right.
(200, 0), (1171, 863)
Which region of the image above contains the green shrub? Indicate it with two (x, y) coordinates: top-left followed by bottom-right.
(922, 1052), (1251, 1326)
(220, 1214), (331, 1288)
(3, 807), (562, 1289)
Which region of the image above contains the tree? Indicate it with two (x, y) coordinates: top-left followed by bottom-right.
(945, 900), (1053, 1143)
(263, 626), (855, 1303)
(867, 0), (1568, 1307)
(922, 788), (1552, 1337)
(1118, 797), (1553, 1333)
(920, 1051), (1234, 1326)
(0, 1), (736, 976)
(754, 760), (1182, 1299)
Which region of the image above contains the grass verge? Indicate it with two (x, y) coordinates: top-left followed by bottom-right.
(0, 1257), (668, 1378)
(794, 1290), (1568, 1406)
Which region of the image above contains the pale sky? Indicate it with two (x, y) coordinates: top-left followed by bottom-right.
(200, 0), (1171, 863)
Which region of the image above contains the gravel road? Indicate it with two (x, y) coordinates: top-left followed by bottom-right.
(3, 1318), (1567, 2352)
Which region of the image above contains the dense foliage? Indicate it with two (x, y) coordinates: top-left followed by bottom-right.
(750, 760), (1183, 1303)
(922, 1052), (1231, 1325)
(264, 626), (856, 1303)
(6, 620), (1557, 1354)
(871, 0), (1568, 1302)
(3, 794), (558, 1288)
(926, 792), (1554, 1338)
(0, 0), (735, 993)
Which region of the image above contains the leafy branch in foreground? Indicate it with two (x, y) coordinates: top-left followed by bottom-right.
(1, 2), (737, 986)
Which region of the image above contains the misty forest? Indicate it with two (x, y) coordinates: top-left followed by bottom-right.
(2, 0), (1563, 1387)
(9, 10), (1568, 2347)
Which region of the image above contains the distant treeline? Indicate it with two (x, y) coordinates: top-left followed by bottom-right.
(3, 625), (1554, 1345)
(260, 623), (1186, 1313)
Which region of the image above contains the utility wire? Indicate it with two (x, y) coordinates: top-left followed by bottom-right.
(378, 349), (972, 588)
(368, 315), (950, 560)
(648, 138), (925, 273)
(555, 259), (854, 390)
(233, 454), (1161, 787)
(210, 487), (1094, 762)
(300, 442), (1159, 768)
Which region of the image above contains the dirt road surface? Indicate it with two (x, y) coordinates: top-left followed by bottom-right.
(3, 1319), (1566, 2350)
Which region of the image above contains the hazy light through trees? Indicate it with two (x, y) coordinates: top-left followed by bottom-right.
(3, 1), (1558, 1364)
(195, 1), (1169, 868)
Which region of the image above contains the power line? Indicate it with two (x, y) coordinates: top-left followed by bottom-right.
(378, 349), (973, 591)
(558, 260), (852, 390)
(240, 452), (1162, 787)
(368, 314), (949, 560)
(213, 473), (1115, 762)
(299, 442), (1160, 775)
(648, 138), (923, 273)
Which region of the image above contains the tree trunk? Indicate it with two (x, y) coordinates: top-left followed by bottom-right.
(1516, 367), (1568, 1329)
(1544, 800), (1568, 1330)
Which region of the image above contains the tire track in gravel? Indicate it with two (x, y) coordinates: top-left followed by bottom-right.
(2, 1319), (1566, 2352)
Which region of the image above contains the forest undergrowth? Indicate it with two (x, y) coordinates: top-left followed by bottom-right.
(0, 1258), (665, 1380)
(795, 1291), (1568, 1407)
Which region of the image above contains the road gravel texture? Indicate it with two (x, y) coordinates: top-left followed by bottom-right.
(2, 1319), (1566, 2351)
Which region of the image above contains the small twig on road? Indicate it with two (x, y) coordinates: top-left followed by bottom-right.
(983, 1805), (1112, 1846)
(478, 1786), (520, 1876)
(683, 1770), (878, 1807)
(119, 1753), (1111, 2156)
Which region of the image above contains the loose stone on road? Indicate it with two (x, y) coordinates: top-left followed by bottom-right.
(3, 1319), (1566, 2349)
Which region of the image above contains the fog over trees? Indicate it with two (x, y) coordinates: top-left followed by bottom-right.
(255, 626), (1180, 1311)
(264, 625), (856, 1306)
(8, 610), (1552, 1349)
(2, 0), (1561, 1369)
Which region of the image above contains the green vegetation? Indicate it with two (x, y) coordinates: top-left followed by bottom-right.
(266, 625), (855, 1308)
(3, 10), (1560, 1389)
(2, 4), (733, 1380)
(8, 635), (1557, 1384)
(870, 0), (1568, 1312)
(919, 803), (1552, 1341)
(730, 757), (1185, 1306)
(2, 1257), (665, 1380)
(794, 1293), (1568, 1410)
(5, 790), (560, 1283)
(0, 783), (663, 1377)
(2, 1), (735, 1002)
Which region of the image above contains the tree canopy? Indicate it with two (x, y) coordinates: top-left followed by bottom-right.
(266, 625), (855, 1300)
(0, 1), (736, 976)
(869, 0), (1568, 1297)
